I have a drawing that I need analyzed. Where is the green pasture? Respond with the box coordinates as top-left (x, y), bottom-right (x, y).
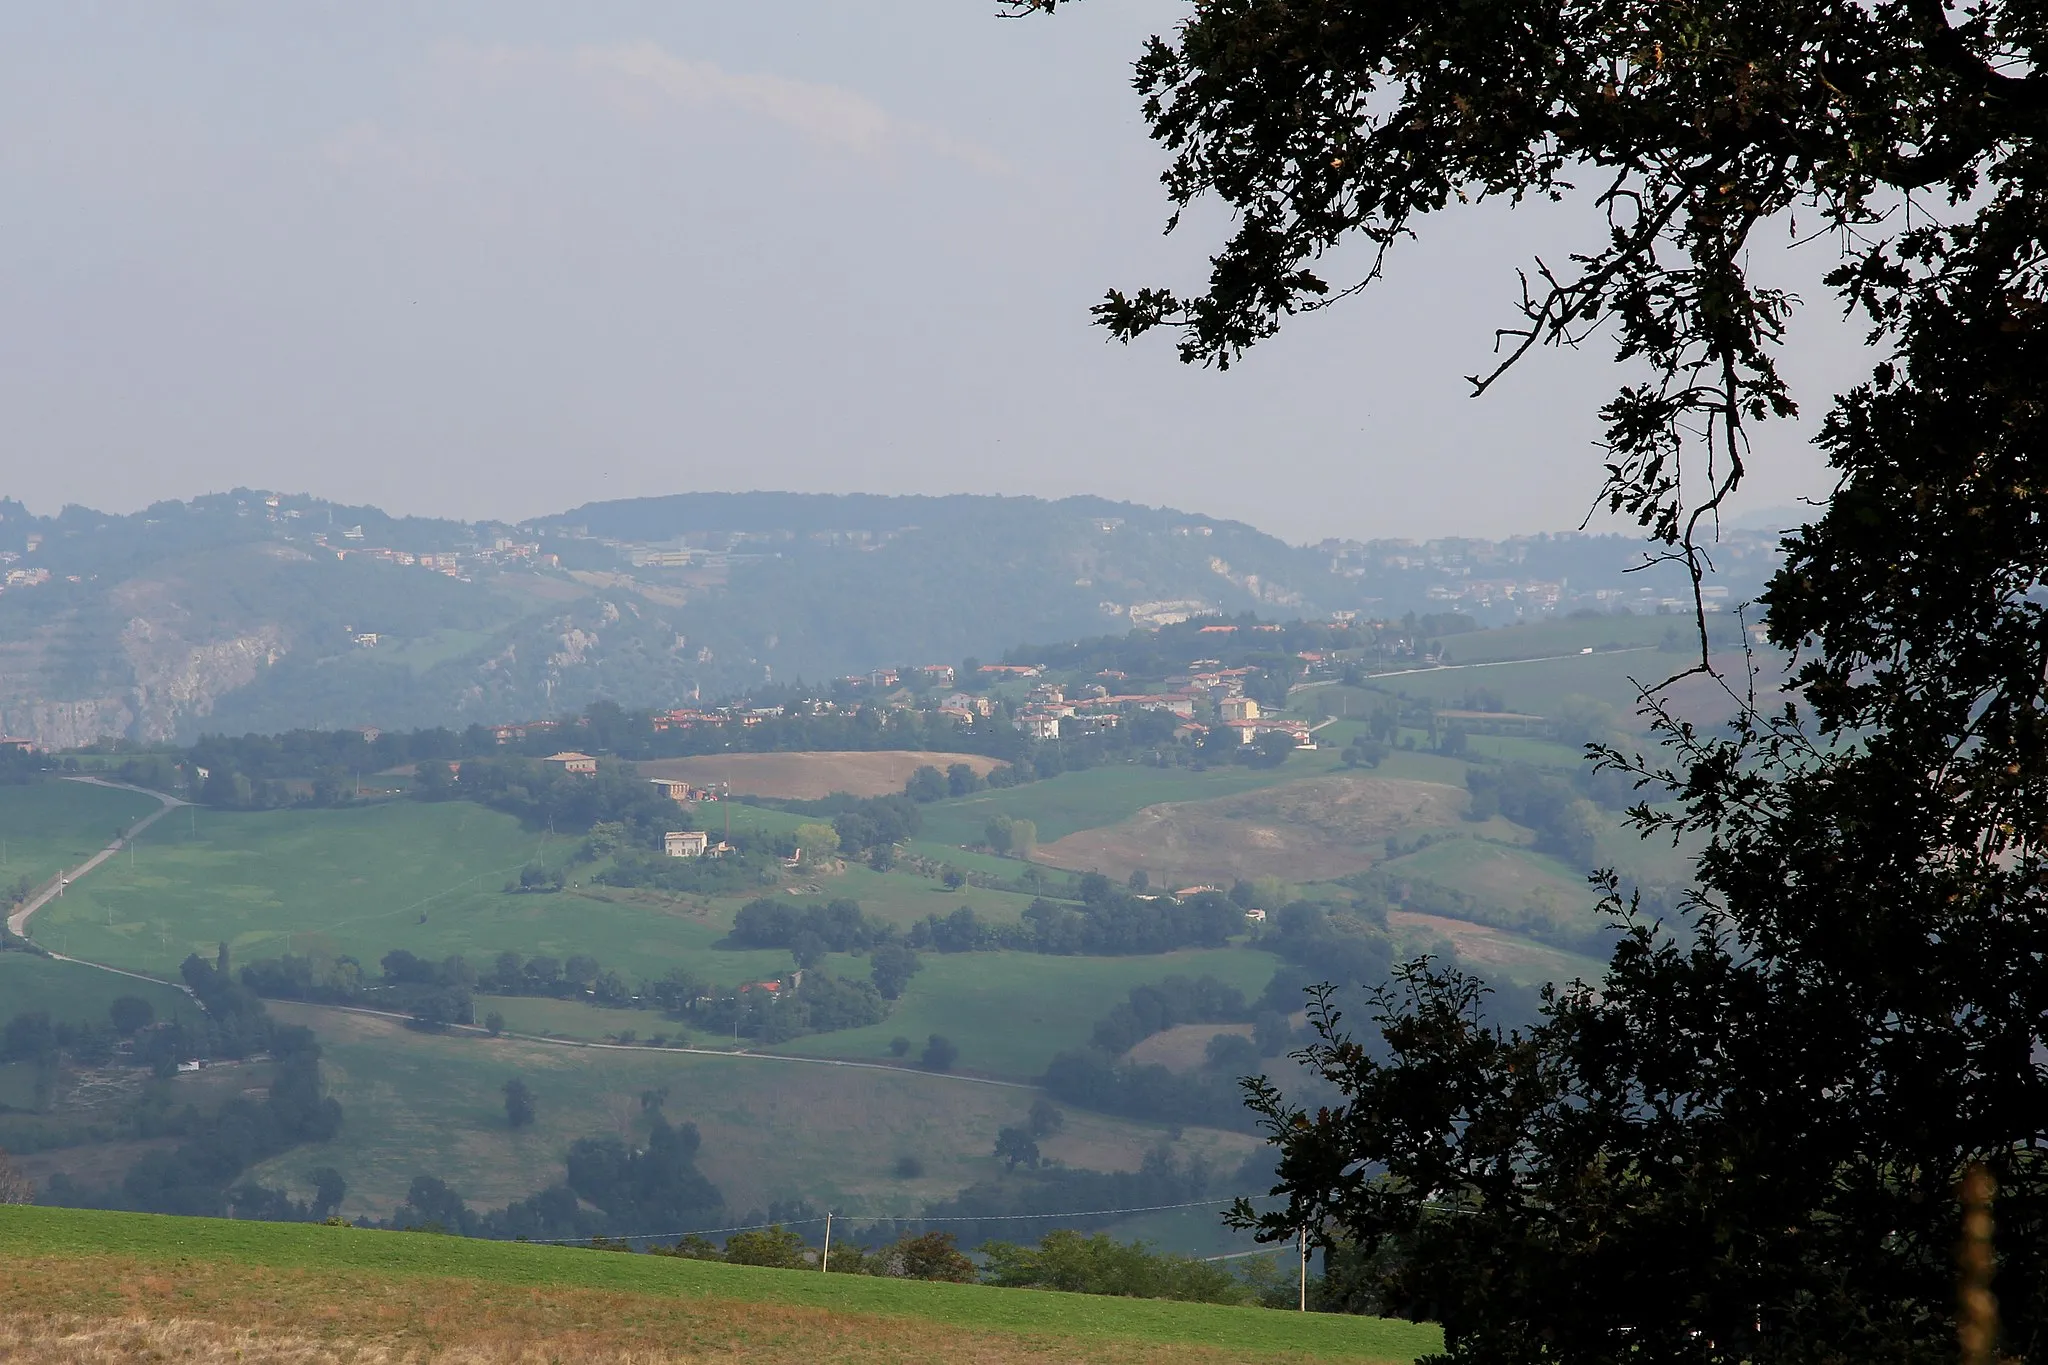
top-left (475, 944), bottom-right (1282, 1080)
top-left (0, 779), bottom-right (163, 895)
top-left (1424, 614), bottom-right (1680, 665)
top-left (1380, 653), bottom-right (1666, 722)
top-left (251, 1002), bottom-right (1252, 1224)
top-left (480, 993), bottom-right (655, 1040)
top-left (1381, 838), bottom-right (1594, 918)
top-left (1305, 656), bottom-right (1653, 729)
top-left (919, 757), bottom-right (1352, 848)
top-left (711, 801), bottom-right (810, 839)
top-left (793, 864), bottom-right (1046, 928)
top-left (0, 1206), bottom-right (1441, 1362)
top-left (27, 801), bottom-right (797, 983)
top-left (1458, 733), bottom-right (1593, 765)
top-left (770, 946), bottom-right (1282, 1078)
top-left (905, 841), bottom-right (1033, 882)
top-left (0, 953), bottom-right (190, 1031)
top-left (374, 628), bottom-right (497, 675)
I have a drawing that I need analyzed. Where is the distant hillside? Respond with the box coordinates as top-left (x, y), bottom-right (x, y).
top-left (0, 488), bottom-right (1774, 747)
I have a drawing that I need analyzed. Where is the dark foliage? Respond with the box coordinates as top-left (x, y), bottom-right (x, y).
top-left (905, 886), bottom-right (1242, 957)
top-left (728, 898), bottom-right (885, 953)
top-left (503, 1077), bottom-right (536, 1129)
top-left (1463, 764), bottom-right (1601, 866)
top-left (1088, 975), bottom-right (1249, 1054)
top-left (919, 1034), bottom-right (958, 1072)
top-left (1030, 0), bottom-right (2048, 1354)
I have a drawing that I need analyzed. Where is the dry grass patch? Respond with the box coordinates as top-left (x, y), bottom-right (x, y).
top-left (1387, 911), bottom-right (1602, 985)
top-left (2, 1256), bottom-right (1287, 1365)
top-left (1123, 1023), bottom-right (1256, 1073)
top-left (635, 752), bottom-right (1003, 800)
top-left (1035, 775), bottom-right (1467, 884)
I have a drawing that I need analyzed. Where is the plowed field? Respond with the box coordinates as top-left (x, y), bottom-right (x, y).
top-left (1033, 774), bottom-right (1468, 884)
top-left (636, 751), bottom-right (1004, 800)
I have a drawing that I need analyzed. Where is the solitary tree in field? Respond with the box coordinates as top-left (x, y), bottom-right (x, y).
top-left (1021, 0), bottom-right (2048, 1359)
top-left (502, 1077), bottom-right (536, 1130)
top-left (994, 1125), bottom-right (1042, 1171)
top-left (1027, 1097), bottom-right (1065, 1138)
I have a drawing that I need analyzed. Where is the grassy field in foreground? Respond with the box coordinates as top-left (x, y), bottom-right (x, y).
top-left (0, 1206), bottom-right (1441, 1363)
top-left (0, 778), bottom-right (163, 895)
top-left (250, 1001), bottom-right (1257, 1222)
top-left (0, 952), bottom-right (192, 1031)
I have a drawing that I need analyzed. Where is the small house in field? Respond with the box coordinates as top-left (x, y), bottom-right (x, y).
top-left (543, 751), bottom-right (598, 776)
top-left (664, 830), bottom-right (710, 858)
top-left (1243, 908), bottom-right (1268, 923)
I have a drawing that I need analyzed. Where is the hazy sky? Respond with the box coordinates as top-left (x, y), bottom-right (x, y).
top-left (1, 3), bottom-right (1859, 542)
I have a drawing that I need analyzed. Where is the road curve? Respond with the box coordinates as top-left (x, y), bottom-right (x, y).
top-left (7, 777), bottom-right (186, 938)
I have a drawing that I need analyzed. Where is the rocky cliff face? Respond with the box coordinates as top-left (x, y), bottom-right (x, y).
top-left (0, 618), bottom-right (289, 748)
top-left (0, 490), bottom-right (1401, 745)
top-left (122, 623), bottom-right (290, 742)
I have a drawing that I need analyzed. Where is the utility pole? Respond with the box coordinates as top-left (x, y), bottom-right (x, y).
top-left (821, 1212), bottom-right (833, 1273)
top-left (1299, 1227), bottom-right (1308, 1312)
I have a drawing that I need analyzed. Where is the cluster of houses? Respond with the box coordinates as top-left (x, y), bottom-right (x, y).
top-left (0, 542), bottom-right (71, 597)
top-left (309, 531), bottom-right (555, 581)
top-left (0, 560), bottom-right (50, 592)
top-left (1009, 665), bottom-right (1316, 749)
top-left (535, 756), bottom-right (734, 862)
top-left (469, 634), bottom-right (1337, 782)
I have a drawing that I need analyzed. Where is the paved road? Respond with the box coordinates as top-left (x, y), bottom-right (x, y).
top-left (7, 777), bottom-right (186, 938)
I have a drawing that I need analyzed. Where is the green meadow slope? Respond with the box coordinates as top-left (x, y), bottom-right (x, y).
top-left (0, 779), bottom-right (162, 895)
top-left (251, 1000), bottom-right (1259, 1222)
top-left (0, 1205), bottom-right (1442, 1364)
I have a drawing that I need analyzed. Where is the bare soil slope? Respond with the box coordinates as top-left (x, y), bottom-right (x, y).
top-left (1388, 910), bottom-right (1604, 986)
top-left (1035, 774), bottom-right (1467, 884)
top-left (636, 751), bottom-right (1004, 800)
top-left (1123, 1022), bottom-right (1255, 1073)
